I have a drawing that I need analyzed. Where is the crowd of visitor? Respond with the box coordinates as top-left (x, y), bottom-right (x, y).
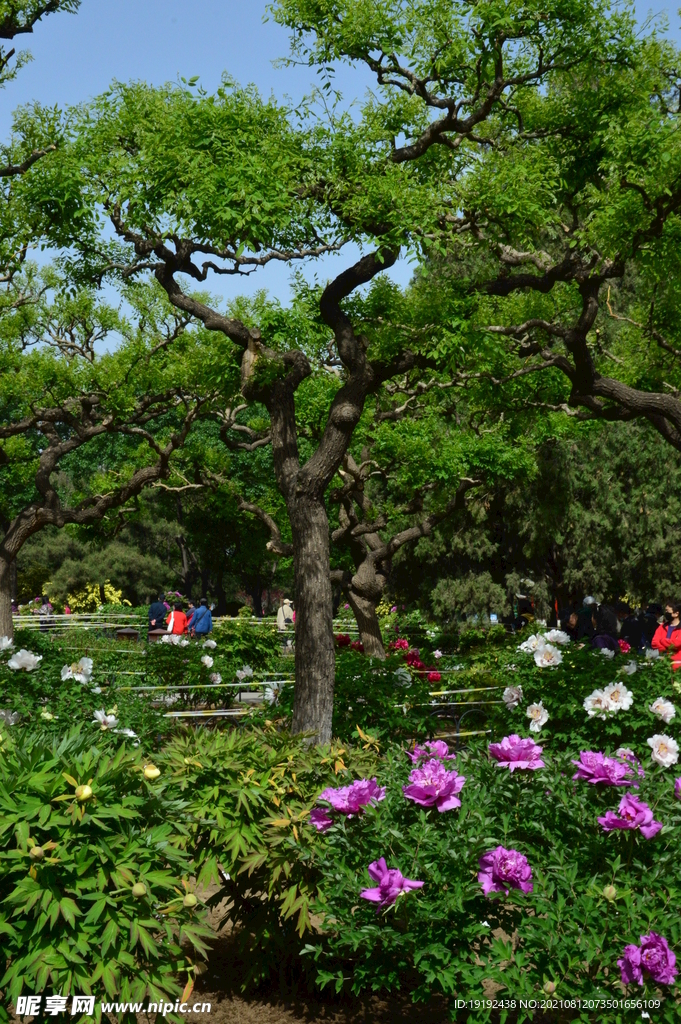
top-left (547, 598), bottom-right (681, 661)
top-left (147, 595), bottom-right (213, 637)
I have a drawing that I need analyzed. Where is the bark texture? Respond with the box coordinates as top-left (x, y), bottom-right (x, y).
top-left (0, 557), bottom-right (12, 639)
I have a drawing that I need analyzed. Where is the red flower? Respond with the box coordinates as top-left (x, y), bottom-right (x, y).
top-left (389, 638), bottom-right (409, 651)
top-left (335, 633), bottom-right (352, 647)
top-left (427, 671), bottom-right (441, 683)
top-left (351, 640), bottom-right (365, 653)
top-left (618, 639), bottom-right (631, 654)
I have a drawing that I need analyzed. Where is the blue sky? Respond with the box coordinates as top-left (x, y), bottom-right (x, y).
top-left (1, 1), bottom-right (677, 306)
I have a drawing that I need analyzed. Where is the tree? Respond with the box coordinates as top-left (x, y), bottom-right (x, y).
top-left (29, 1), bottom-right (637, 742)
top-left (329, 449), bottom-right (479, 656)
top-left (0, 278), bottom-right (219, 636)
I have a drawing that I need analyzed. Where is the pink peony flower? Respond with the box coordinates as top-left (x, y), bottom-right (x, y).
top-left (403, 759), bottom-right (466, 812)
top-left (572, 750), bottom-right (636, 786)
top-left (618, 638), bottom-right (632, 654)
top-left (360, 857), bottom-right (423, 907)
top-left (309, 807), bottom-right (334, 832)
top-left (390, 605), bottom-right (397, 613)
top-left (478, 846), bottom-right (533, 896)
top-left (675, 777), bottom-right (681, 800)
top-left (598, 793), bottom-right (663, 839)
top-left (390, 638), bottom-right (409, 651)
top-left (427, 671), bottom-right (441, 683)
top-left (407, 739), bottom-right (457, 763)
top-left (317, 777), bottom-right (386, 818)
top-left (619, 932), bottom-right (677, 986)
top-left (488, 734), bottom-right (545, 772)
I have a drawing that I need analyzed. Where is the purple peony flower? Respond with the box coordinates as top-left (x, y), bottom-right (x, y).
top-left (615, 747), bottom-right (645, 779)
top-left (598, 793), bottom-right (663, 839)
top-left (674, 777), bottom-right (681, 800)
top-left (407, 739), bottom-right (457, 763)
top-left (360, 857), bottom-right (424, 907)
top-left (309, 807), bottom-right (334, 832)
top-left (403, 758), bottom-right (466, 812)
top-left (572, 750), bottom-right (636, 786)
top-left (317, 777), bottom-right (386, 816)
top-left (488, 734), bottom-right (545, 772)
top-left (619, 932), bottom-right (677, 986)
top-left (478, 846), bottom-right (533, 896)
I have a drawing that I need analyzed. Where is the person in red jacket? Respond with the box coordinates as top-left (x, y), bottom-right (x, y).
top-left (652, 603), bottom-right (681, 670)
top-left (166, 603), bottom-right (188, 635)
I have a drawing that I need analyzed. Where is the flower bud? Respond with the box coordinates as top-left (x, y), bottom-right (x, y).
top-left (602, 884), bottom-right (617, 902)
top-left (131, 882), bottom-right (147, 898)
top-left (74, 784), bottom-right (93, 802)
top-left (29, 846), bottom-right (44, 860)
top-left (542, 981), bottom-right (556, 995)
top-left (183, 893), bottom-right (198, 908)
top-left (143, 764), bottom-right (161, 780)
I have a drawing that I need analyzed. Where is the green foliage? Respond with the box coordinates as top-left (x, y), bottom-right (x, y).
top-left (432, 572), bottom-right (510, 624)
top-left (291, 639), bottom-right (681, 1019)
top-left (0, 727), bottom-right (212, 1023)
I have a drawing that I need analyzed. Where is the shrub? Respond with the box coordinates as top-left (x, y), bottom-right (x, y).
top-left (158, 725), bottom-right (378, 987)
top-left (0, 728), bottom-right (212, 1023)
top-left (303, 739), bottom-right (681, 1022)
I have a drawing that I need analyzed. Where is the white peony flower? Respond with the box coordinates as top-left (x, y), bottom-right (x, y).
top-left (209, 672), bottom-right (222, 684)
top-left (544, 629), bottom-right (571, 645)
top-left (201, 655), bottom-right (214, 668)
top-left (647, 734), bottom-right (679, 767)
top-left (646, 648), bottom-right (660, 661)
top-left (7, 649), bottom-right (42, 672)
top-left (180, 638), bottom-right (190, 647)
top-left (91, 686), bottom-right (102, 695)
top-left (534, 643), bottom-right (562, 668)
top-left (0, 636), bottom-right (14, 651)
top-left (602, 682), bottom-right (634, 712)
top-left (433, 649), bottom-right (443, 659)
top-left (0, 709), bottom-right (20, 726)
top-left (236, 664), bottom-right (254, 682)
top-left (61, 657), bottom-right (93, 684)
top-left (203, 639), bottom-right (217, 649)
top-left (622, 660), bottom-right (637, 676)
top-left (518, 633), bottom-right (545, 653)
top-left (599, 648), bottom-right (615, 660)
top-left (93, 709), bottom-right (118, 731)
top-left (264, 682), bottom-right (284, 705)
top-left (503, 685), bottom-right (523, 709)
top-left (583, 689), bottom-right (610, 719)
top-left (526, 701), bottom-right (549, 732)
top-left (616, 747), bottom-right (637, 761)
top-left (650, 697), bottom-right (676, 725)
top-left (160, 634), bottom-right (177, 645)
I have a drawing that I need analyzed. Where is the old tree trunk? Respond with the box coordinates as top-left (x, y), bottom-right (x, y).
top-left (0, 556), bottom-right (12, 639)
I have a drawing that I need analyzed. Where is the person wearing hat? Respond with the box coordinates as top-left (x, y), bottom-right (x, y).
top-left (277, 599), bottom-right (294, 631)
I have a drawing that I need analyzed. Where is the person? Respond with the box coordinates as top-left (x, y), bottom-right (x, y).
top-left (652, 603), bottom-right (681, 669)
top-left (188, 598), bottom-right (213, 637)
top-left (511, 596), bottom-right (534, 631)
top-left (148, 594), bottom-right (167, 633)
top-left (618, 604), bottom-right (646, 651)
top-left (642, 603), bottom-right (663, 646)
top-left (166, 602), bottom-right (188, 635)
top-left (39, 595), bottom-right (55, 632)
top-left (559, 607), bottom-right (579, 640)
top-left (277, 598), bottom-right (294, 631)
top-left (591, 604), bottom-right (619, 652)
top-left (576, 597), bottom-right (598, 640)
